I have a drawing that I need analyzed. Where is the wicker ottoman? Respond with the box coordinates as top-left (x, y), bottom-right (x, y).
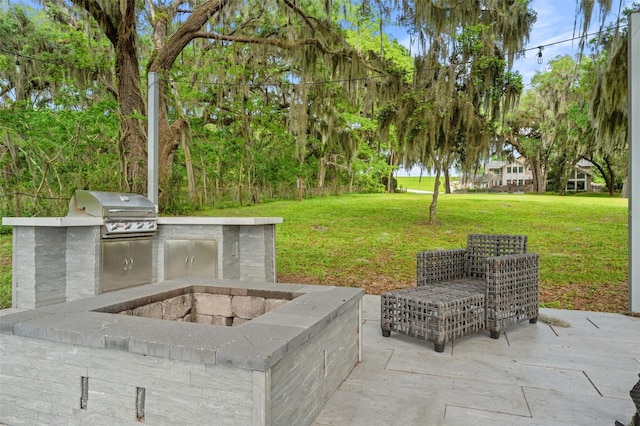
top-left (381, 280), bottom-right (486, 352)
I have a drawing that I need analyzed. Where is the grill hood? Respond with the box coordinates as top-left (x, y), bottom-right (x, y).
top-left (68, 190), bottom-right (157, 219)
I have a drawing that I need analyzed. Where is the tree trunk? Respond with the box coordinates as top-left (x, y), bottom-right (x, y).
top-left (116, 0), bottom-right (147, 193)
top-left (387, 150), bottom-right (397, 193)
top-left (444, 169), bottom-right (451, 194)
top-left (200, 154), bottom-right (208, 204)
top-left (531, 157), bottom-right (545, 194)
top-left (585, 155), bottom-right (616, 196)
top-left (146, 0), bottom-right (230, 198)
top-left (429, 165), bottom-right (441, 225)
top-left (181, 127), bottom-right (196, 200)
top-left (317, 156), bottom-right (327, 188)
top-left (237, 161), bottom-right (243, 205)
top-left (157, 118), bottom-right (188, 206)
top-left (216, 154), bottom-right (222, 192)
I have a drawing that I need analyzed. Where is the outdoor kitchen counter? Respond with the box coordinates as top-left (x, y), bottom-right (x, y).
top-left (2, 216), bottom-right (283, 226)
top-left (3, 215), bottom-right (284, 309)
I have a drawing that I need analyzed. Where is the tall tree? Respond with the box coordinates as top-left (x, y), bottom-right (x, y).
top-left (528, 55), bottom-right (590, 195)
top-left (46, 0), bottom-right (392, 206)
top-left (503, 90), bottom-right (554, 194)
top-left (587, 6), bottom-right (639, 196)
top-left (575, 1), bottom-right (640, 197)
top-left (379, 3), bottom-right (535, 223)
top-left (515, 1), bottom-right (637, 197)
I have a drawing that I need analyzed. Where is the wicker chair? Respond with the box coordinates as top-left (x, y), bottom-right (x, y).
top-left (381, 234), bottom-right (539, 352)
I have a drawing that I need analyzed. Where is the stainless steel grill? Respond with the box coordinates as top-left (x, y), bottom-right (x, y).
top-left (68, 190), bottom-right (157, 238)
top-left (67, 189), bottom-right (157, 292)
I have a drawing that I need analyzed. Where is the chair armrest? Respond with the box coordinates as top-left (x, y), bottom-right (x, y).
top-left (417, 249), bottom-right (467, 286)
top-left (486, 252), bottom-right (539, 283)
top-left (485, 252), bottom-right (539, 308)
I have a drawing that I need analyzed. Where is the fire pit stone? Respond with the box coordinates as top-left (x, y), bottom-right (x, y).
top-left (0, 279), bottom-right (363, 425)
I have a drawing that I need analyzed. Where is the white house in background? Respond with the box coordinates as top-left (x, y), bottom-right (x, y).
top-left (482, 157), bottom-right (533, 188)
top-left (470, 157), bottom-right (596, 192)
top-left (549, 158), bottom-right (595, 192)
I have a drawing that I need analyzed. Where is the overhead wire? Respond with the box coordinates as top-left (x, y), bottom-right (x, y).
top-left (0, 22), bottom-right (629, 90)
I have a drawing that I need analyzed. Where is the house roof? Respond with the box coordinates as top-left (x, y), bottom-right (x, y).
top-left (577, 159), bottom-right (595, 168)
top-left (575, 165), bottom-right (595, 176)
top-left (485, 161), bottom-right (506, 169)
top-left (486, 157), bottom-right (527, 169)
top-left (474, 174), bottom-right (494, 184)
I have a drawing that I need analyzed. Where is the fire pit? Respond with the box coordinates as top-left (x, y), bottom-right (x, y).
top-left (0, 279), bottom-right (363, 425)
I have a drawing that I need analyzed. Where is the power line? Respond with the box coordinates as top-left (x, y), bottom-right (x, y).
top-left (0, 22), bottom-right (629, 90)
top-left (521, 27), bottom-right (616, 54)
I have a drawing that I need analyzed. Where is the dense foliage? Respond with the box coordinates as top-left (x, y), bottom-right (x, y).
top-left (0, 1), bottom-right (635, 218)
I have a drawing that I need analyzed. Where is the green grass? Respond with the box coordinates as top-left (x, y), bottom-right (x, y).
top-left (0, 234), bottom-right (11, 309)
top-left (0, 192), bottom-right (629, 312)
top-left (200, 192), bottom-right (628, 312)
top-left (396, 176), bottom-right (440, 191)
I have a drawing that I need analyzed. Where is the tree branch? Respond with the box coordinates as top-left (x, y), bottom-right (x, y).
top-left (192, 31), bottom-right (345, 54)
top-left (70, 0), bottom-right (118, 47)
top-left (149, 0), bottom-right (228, 72)
top-left (280, 0), bottom-right (318, 32)
top-left (191, 31), bottom-right (385, 74)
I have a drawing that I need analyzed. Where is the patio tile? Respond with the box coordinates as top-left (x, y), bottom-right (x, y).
top-left (443, 405), bottom-right (537, 426)
top-left (313, 296), bottom-right (640, 426)
top-left (523, 386), bottom-right (636, 425)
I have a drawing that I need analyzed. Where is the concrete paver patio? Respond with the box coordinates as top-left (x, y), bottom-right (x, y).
top-left (313, 295), bottom-right (640, 426)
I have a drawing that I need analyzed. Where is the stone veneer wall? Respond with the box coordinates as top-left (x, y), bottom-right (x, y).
top-left (0, 333), bottom-right (259, 425)
top-left (5, 217), bottom-right (281, 309)
top-left (155, 223), bottom-right (277, 283)
top-left (11, 227), bottom-right (69, 308)
top-left (119, 293), bottom-right (289, 326)
top-left (0, 281), bottom-right (363, 426)
top-left (270, 302), bottom-right (359, 424)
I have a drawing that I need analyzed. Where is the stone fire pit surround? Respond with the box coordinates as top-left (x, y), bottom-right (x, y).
top-left (116, 289), bottom-right (290, 326)
top-left (0, 279), bottom-right (363, 425)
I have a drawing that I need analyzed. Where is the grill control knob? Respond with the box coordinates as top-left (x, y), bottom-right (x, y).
top-left (109, 223), bottom-right (119, 231)
top-left (136, 222), bottom-right (144, 229)
top-left (124, 223), bottom-right (132, 230)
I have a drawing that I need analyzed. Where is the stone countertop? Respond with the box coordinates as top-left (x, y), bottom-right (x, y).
top-left (2, 216), bottom-right (283, 227)
top-left (2, 216), bottom-right (104, 227)
top-left (157, 217), bottom-right (283, 225)
top-left (0, 279), bottom-right (362, 371)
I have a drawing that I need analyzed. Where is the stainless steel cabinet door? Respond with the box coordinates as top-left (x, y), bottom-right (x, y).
top-left (128, 238), bottom-right (153, 285)
top-left (165, 239), bottom-right (218, 280)
top-left (164, 239), bottom-right (190, 280)
top-left (190, 239), bottom-right (218, 278)
top-left (101, 237), bottom-right (152, 292)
